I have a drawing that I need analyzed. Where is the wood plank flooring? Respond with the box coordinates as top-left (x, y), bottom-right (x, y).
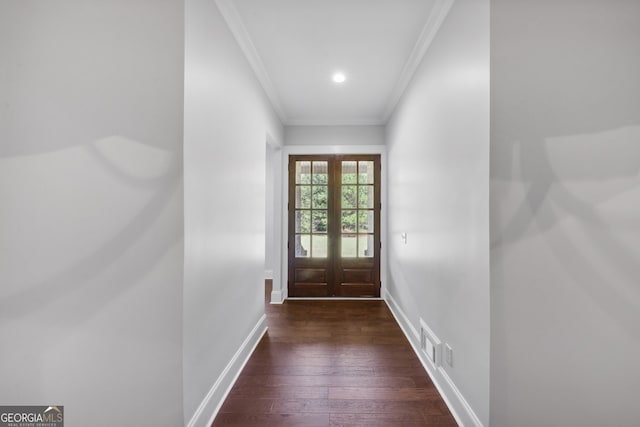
top-left (211, 281), bottom-right (457, 426)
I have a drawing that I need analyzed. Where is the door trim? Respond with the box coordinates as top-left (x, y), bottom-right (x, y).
top-left (276, 145), bottom-right (387, 302)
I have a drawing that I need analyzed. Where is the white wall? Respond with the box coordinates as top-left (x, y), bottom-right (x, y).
top-left (285, 125), bottom-right (385, 146)
top-left (183, 0), bottom-right (283, 424)
top-left (265, 145), bottom-right (275, 278)
top-left (265, 139), bottom-right (283, 282)
top-left (0, 1), bottom-right (184, 426)
top-left (490, 1), bottom-right (640, 426)
top-left (386, 0), bottom-right (490, 425)
top-left (266, 142), bottom-right (284, 303)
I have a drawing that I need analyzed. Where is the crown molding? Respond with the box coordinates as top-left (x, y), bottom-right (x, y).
top-left (284, 117), bottom-right (385, 127)
top-left (214, 0), bottom-right (287, 122)
top-left (215, 0), bottom-right (454, 127)
top-left (381, 0), bottom-right (456, 123)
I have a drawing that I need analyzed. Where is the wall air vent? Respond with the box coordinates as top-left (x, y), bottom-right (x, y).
top-left (419, 318), bottom-right (442, 368)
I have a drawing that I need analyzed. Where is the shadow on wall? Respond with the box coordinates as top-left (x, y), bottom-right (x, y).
top-left (491, 127), bottom-right (640, 337)
top-left (0, 137), bottom-right (182, 324)
top-left (0, 134), bottom-right (183, 408)
top-left (490, 1), bottom-right (640, 338)
top-left (387, 253), bottom-right (417, 327)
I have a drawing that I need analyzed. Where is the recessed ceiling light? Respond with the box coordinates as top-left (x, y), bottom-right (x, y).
top-left (332, 72), bottom-right (346, 84)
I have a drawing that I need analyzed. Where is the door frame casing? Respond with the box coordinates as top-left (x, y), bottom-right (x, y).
top-left (272, 144), bottom-right (387, 302)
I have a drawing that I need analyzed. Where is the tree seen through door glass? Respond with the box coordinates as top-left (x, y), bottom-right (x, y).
top-left (295, 161), bottom-right (311, 184)
top-left (342, 210), bottom-right (357, 233)
top-left (295, 235), bottom-right (309, 258)
top-left (358, 161), bottom-right (375, 184)
top-left (341, 186), bottom-right (357, 208)
top-left (312, 211), bottom-right (327, 233)
top-left (312, 161), bottom-right (328, 184)
top-left (342, 161), bottom-right (357, 183)
top-left (296, 186), bottom-right (311, 208)
top-left (358, 186), bottom-right (374, 209)
top-left (295, 210), bottom-right (310, 233)
top-left (341, 161), bottom-right (375, 258)
top-left (312, 186), bottom-right (327, 209)
top-left (358, 211), bottom-right (374, 233)
top-left (295, 160), bottom-right (329, 258)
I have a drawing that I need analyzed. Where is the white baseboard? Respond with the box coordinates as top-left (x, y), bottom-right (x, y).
top-left (384, 290), bottom-right (484, 427)
top-left (186, 315), bottom-right (268, 427)
top-left (264, 270), bottom-right (274, 279)
top-left (287, 297), bottom-right (383, 301)
top-left (270, 289), bottom-right (284, 304)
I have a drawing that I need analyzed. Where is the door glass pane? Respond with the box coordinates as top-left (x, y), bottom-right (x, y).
top-left (312, 211), bottom-right (328, 233)
top-left (342, 161), bottom-right (357, 184)
top-left (358, 211), bottom-right (374, 233)
top-left (342, 186), bottom-right (357, 208)
top-left (296, 161), bottom-right (311, 184)
top-left (312, 186), bottom-right (328, 209)
top-left (311, 235), bottom-right (328, 258)
top-left (312, 161), bottom-right (328, 184)
top-left (295, 234), bottom-right (310, 258)
top-left (358, 186), bottom-right (374, 209)
top-left (341, 210), bottom-right (356, 233)
top-left (359, 234), bottom-right (374, 258)
top-left (295, 211), bottom-right (310, 233)
top-left (296, 186), bottom-right (311, 208)
top-left (358, 161), bottom-right (375, 184)
top-left (341, 234), bottom-right (357, 257)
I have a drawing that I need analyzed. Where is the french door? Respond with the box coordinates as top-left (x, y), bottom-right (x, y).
top-left (288, 155), bottom-right (381, 297)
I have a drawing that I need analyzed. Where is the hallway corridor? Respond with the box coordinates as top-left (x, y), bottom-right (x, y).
top-left (211, 282), bottom-right (457, 426)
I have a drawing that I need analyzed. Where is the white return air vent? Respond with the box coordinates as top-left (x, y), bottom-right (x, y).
top-left (419, 318), bottom-right (442, 368)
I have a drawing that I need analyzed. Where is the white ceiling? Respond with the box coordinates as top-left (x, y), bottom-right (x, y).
top-left (219, 0), bottom-right (452, 126)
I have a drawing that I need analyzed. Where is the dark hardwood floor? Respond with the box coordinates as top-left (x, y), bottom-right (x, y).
top-left (211, 280), bottom-right (457, 426)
